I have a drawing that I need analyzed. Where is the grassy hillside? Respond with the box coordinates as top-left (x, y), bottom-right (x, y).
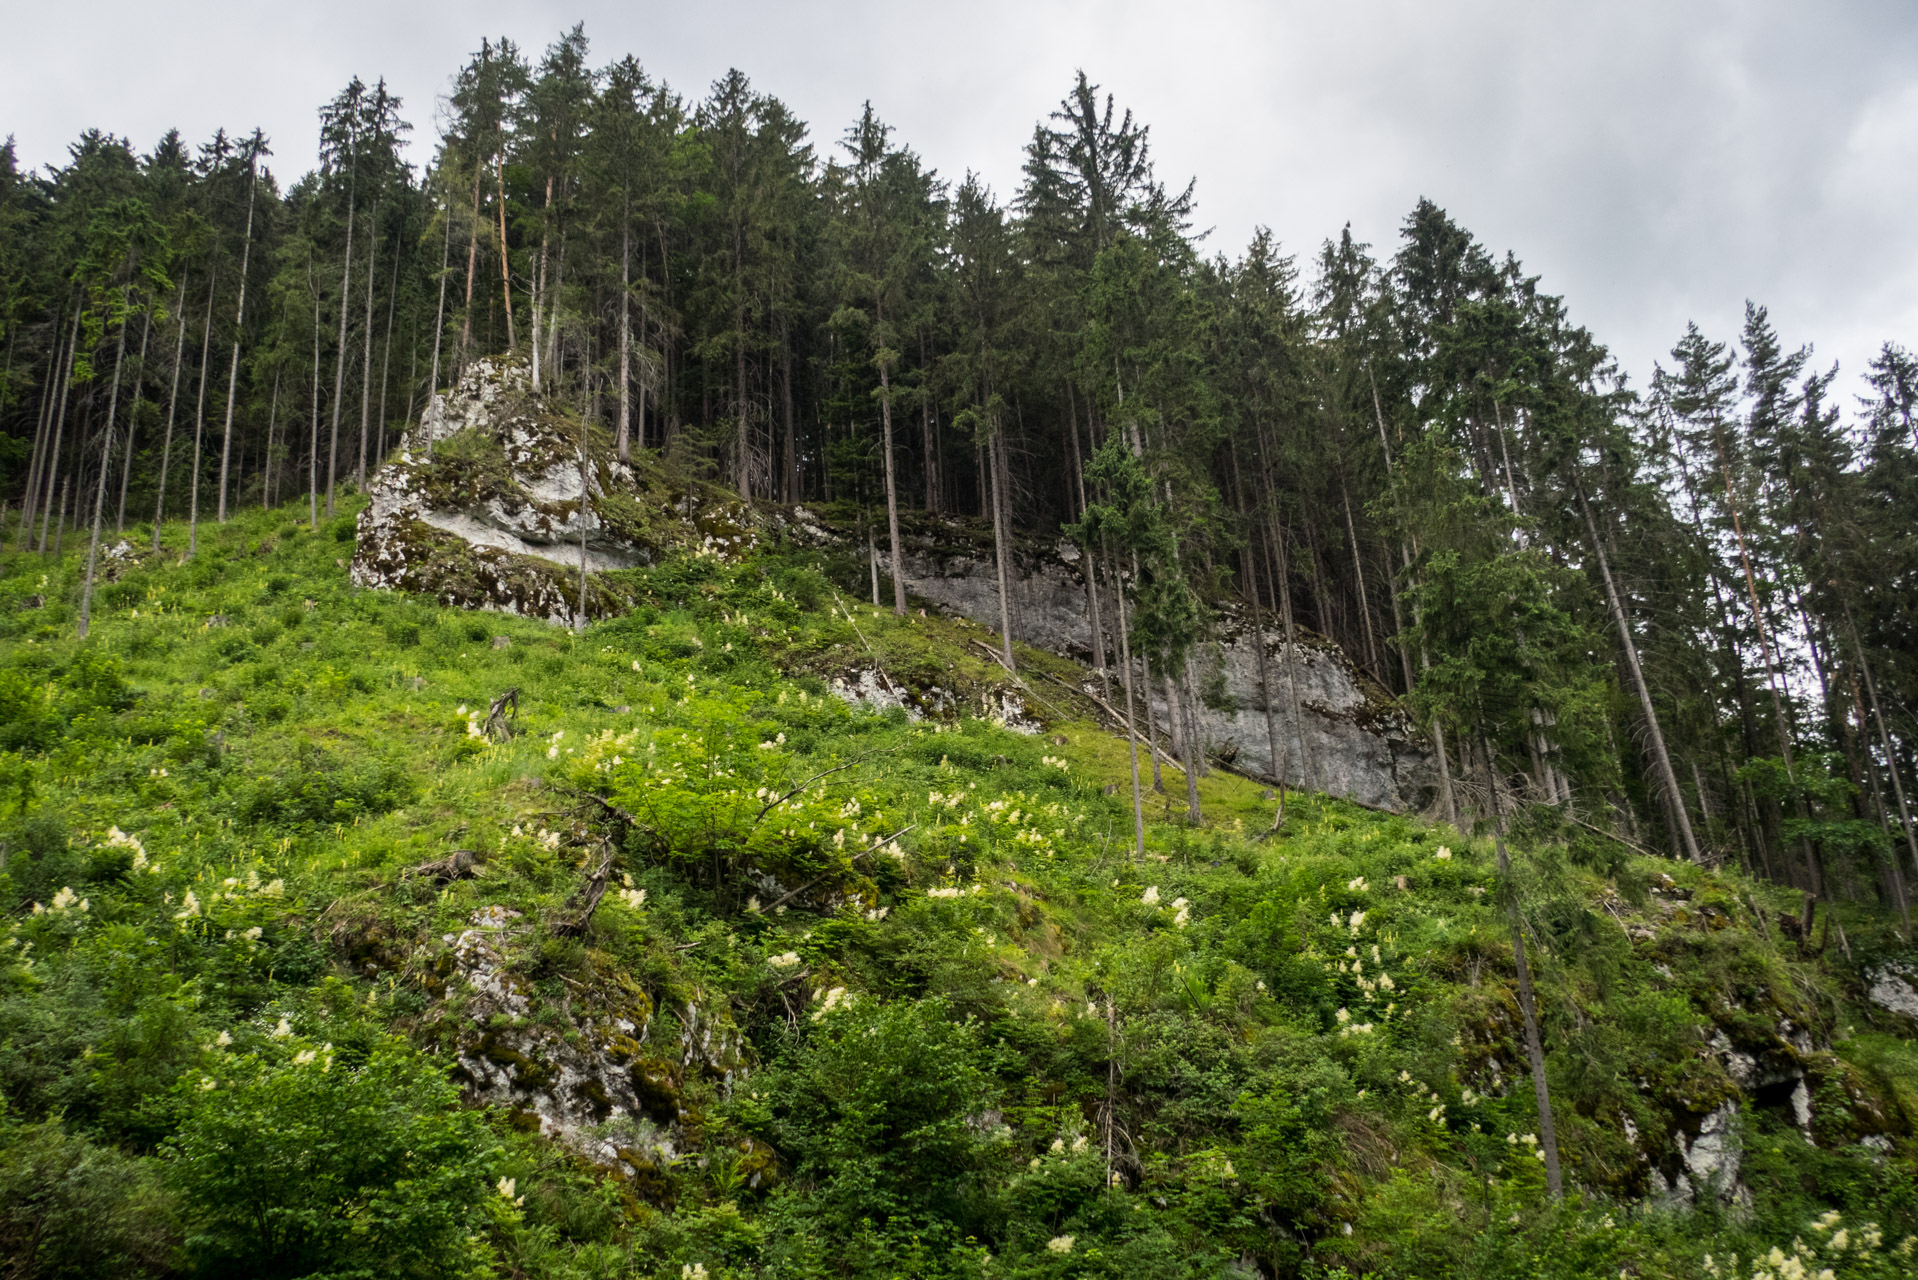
top-left (0, 502), bottom-right (1914, 1280)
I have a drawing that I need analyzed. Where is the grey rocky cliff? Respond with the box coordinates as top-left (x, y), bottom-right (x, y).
top-left (895, 527), bottom-right (1437, 813)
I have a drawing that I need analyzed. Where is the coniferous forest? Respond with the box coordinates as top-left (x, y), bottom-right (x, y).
top-left (2, 26), bottom-right (1918, 1280)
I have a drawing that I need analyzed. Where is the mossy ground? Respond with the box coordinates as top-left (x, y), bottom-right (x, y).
top-left (0, 500), bottom-right (1914, 1279)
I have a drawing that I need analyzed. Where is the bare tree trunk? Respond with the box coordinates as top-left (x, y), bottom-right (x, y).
top-left (40, 311), bottom-right (82, 552)
top-left (15, 304), bottom-right (69, 550)
top-left (356, 206), bottom-right (381, 486)
top-left (216, 147), bottom-right (260, 523)
top-left (495, 129), bottom-right (516, 349)
top-left (734, 300), bottom-right (750, 500)
top-left (426, 183), bottom-right (452, 452)
top-left (327, 184), bottom-right (357, 518)
top-left (1107, 544), bottom-right (1147, 859)
top-left (988, 418), bottom-right (1015, 670)
top-left (459, 158), bottom-right (482, 356)
top-left (187, 269), bottom-right (219, 558)
top-left (876, 326), bottom-right (907, 617)
top-left (376, 224), bottom-right (401, 465)
top-left (1480, 735), bottom-right (1564, 1199)
top-left (1578, 483), bottom-right (1702, 861)
top-left (308, 266), bottom-right (322, 526)
top-left (1264, 519), bottom-right (1311, 790)
top-left (921, 330), bottom-right (939, 512)
top-left (616, 216), bottom-right (631, 462)
top-left (781, 321), bottom-right (797, 499)
top-left (51, 477), bottom-right (68, 558)
top-left (1339, 466), bottom-right (1382, 678)
top-left (79, 297), bottom-right (131, 639)
top-left (149, 276), bottom-right (188, 549)
top-left (1070, 398), bottom-right (1107, 689)
top-left (262, 369), bottom-right (282, 509)
top-left (1175, 668), bottom-right (1202, 822)
top-left (116, 307), bottom-right (152, 533)
top-left (532, 174), bottom-right (553, 389)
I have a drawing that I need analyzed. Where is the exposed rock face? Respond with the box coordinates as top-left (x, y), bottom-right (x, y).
top-left (1868, 963), bottom-right (1918, 1019)
top-left (897, 532), bottom-right (1436, 812)
top-left (352, 357), bottom-right (754, 625)
top-left (440, 903), bottom-right (744, 1188)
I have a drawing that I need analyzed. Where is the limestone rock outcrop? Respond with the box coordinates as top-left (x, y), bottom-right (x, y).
top-left (896, 530), bottom-right (1437, 813)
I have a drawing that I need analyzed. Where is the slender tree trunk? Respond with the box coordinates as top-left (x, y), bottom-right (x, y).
top-left (922, 331), bottom-right (939, 511)
top-left (39, 310), bottom-right (83, 553)
top-left (781, 321), bottom-right (797, 500)
top-left (988, 417), bottom-right (1016, 670)
top-left (15, 304), bottom-right (67, 550)
top-left (1070, 395), bottom-right (1108, 687)
top-left (1174, 669), bottom-right (1203, 821)
top-left (52, 477), bottom-right (68, 558)
top-left (309, 269), bottom-right (322, 526)
top-left (426, 183), bottom-right (452, 452)
top-left (376, 222), bottom-right (401, 465)
top-left (1578, 483), bottom-right (1702, 862)
top-left (187, 268), bottom-right (218, 558)
top-left (116, 308), bottom-right (153, 533)
top-left (327, 184), bottom-right (357, 519)
top-left (356, 205), bottom-right (381, 485)
top-left (495, 130), bottom-right (516, 349)
top-left (1266, 519), bottom-right (1312, 790)
top-left (877, 338), bottom-right (907, 617)
top-left (1107, 544), bottom-right (1147, 859)
top-left (150, 276), bottom-right (188, 550)
top-left (735, 300), bottom-right (750, 499)
top-left (532, 174), bottom-right (553, 389)
top-left (79, 298), bottom-right (132, 639)
top-left (616, 216), bottom-right (631, 462)
top-left (460, 158), bottom-right (482, 355)
top-left (1480, 735), bottom-right (1564, 1198)
top-left (216, 148), bottom-right (260, 523)
top-left (1242, 511), bottom-right (1285, 785)
top-left (262, 369), bottom-right (282, 509)
top-left (577, 444), bottom-right (591, 629)
top-left (1339, 466), bottom-right (1382, 678)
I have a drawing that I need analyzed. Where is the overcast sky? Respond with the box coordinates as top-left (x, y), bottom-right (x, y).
top-left (8, 0), bottom-right (1915, 393)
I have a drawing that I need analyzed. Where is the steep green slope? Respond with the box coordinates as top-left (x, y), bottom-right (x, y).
top-left (0, 504), bottom-right (1913, 1280)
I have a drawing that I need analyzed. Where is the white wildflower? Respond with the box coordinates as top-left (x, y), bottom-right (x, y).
top-left (1434, 846), bottom-right (1452, 860)
top-left (1142, 885), bottom-right (1160, 905)
top-left (1046, 1235), bottom-right (1075, 1255)
top-left (768, 952), bottom-right (801, 968)
top-left (174, 890), bottom-right (202, 920)
top-left (271, 1017), bottom-right (292, 1039)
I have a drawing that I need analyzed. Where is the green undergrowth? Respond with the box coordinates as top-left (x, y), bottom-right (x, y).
top-left (0, 501), bottom-right (1914, 1279)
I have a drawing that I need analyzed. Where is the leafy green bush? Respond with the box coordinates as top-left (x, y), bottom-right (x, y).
top-left (746, 997), bottom-right (1003, 1240)
top-left (0, 1119), bottom-right (180, 1278)
top-left (168, 1040), bottom-right (496, 1279)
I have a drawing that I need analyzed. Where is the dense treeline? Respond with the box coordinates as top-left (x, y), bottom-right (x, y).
top-left (4, 26), bottom-right (1917, 915)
